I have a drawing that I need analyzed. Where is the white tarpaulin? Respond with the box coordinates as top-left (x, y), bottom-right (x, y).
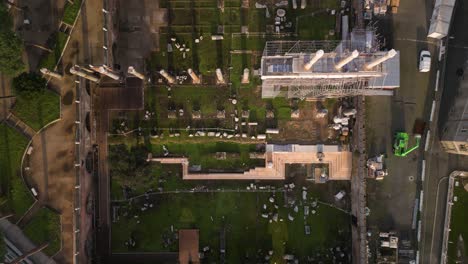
top-left (428, 0), bottom-right (456, 39)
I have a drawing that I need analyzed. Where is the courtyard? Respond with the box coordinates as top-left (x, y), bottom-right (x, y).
top-left (105, 0), bottom-right (351, 262)
top-left (111, 183), bottom-right (351, 263)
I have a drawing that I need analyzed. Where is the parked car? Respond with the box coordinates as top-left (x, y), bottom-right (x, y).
top-left (419, 50), bottom-right (431, 72)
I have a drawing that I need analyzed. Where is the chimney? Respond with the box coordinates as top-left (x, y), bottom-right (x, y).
top-left (304, 50), bottom-right (325, 71)
top-left (127, 66), bottom-right (145, 80)
top-left (159, 69), bottom-right (176, 84)
top-left (241, 68), bottom-right (250, 84)
top-left (334, 50), bottom-right (359, 70)
top-left (70, 66), bottom-right (100, 83)
top-left (40, 68), bottom-right (63, 80)
top-left (216, 68), bottom-right (225, 84)
top-left (364, 49), bottom-right (397, 70)
top-left (187, 68), bottom-right (201, 84)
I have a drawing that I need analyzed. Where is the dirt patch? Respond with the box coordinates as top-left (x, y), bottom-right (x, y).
top-left (65, 123), bottom-right (74, 134)
top-left (56, 150), bottom-right (68, 158)
top-left (270, 101), bottom-right (330, 144)
top-left (62, 162), bottom-right (72, 173)
top-left (63, 91), bottom-right (74, 106)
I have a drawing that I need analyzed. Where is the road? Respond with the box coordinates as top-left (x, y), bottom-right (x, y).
top-left (420, 1), bottom-right (468, 263)
top-left (364, 0), bottom-right (438, 262)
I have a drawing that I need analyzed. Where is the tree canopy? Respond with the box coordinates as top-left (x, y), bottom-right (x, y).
top-left (12, 72), bottom-right (47, 98)
top-left (109, 144), bottom-right (152, 189)
top-left (0, 3), bottom-right (25, 76)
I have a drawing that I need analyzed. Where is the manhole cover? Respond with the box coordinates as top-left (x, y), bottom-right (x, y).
top-left (409, 176), bottom-right (415, 181)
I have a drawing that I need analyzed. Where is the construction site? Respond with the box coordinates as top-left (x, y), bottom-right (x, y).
top-left (60, 0), bottom-right (405, 263)
top-left (260, 30), bottom-right (400, 99)
top-left (0, 0), bottom-right (413, 263)
top-left (0, 0), bottom-right (458, 264)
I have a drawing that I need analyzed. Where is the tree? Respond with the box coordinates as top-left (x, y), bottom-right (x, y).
top-left (12, 72), bottom-right (47, 98)
top-left (109, 144), bottom-right (152, 189)
top-left (0, 3), bottom-right (24, 76)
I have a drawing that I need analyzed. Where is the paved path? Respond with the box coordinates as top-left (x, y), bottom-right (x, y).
top-left (351, 96), bottom-right (367, 264)
top-left (0, 74), bottom-right (14, 121)
top-left (5, 112), bottom-right (36, 139)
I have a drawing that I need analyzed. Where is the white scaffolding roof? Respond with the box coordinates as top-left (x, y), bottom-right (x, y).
top-left (260, 30), bottom-right (400, 99)
top-left (428, 0), bottom-right (456, 39)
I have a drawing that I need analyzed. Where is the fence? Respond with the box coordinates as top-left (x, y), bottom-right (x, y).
top-left (73, 78), bottom-right (82, 264)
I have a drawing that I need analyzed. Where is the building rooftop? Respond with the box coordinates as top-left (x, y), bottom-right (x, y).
top-left (260, 30), bottom-right (400, 98)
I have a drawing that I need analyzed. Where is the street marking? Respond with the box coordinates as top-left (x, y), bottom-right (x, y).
top-left (430, 100), bottom-right (436, 122)
top-left (395, 38), bottom-right (438, 45)
top-left (425, 130), bottom-right (431, 152)
top-left (412, 198), bottom-right (419, 229)
top-left (418, 220), bottom-right (422, 241)
top-left (435, 70), bottom-right (440, 92)
top-left (419, 191), bottom-right (424, 212)
top-left (439, 40), bottom-right (445, 62)
top-left (421, 160), bottom-right (426, 182)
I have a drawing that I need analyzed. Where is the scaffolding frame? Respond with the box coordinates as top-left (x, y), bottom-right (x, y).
top-left (260, 30), bottom-right (397, 99)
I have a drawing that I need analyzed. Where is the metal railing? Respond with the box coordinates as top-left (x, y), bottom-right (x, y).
top-left (103, 0), bottom-right (110, 66)
top-left (73, 78), bottom-right (82, 264)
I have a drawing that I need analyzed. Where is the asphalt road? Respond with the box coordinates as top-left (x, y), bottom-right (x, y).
top-left (365, 0), bottom-right (438, 262)
top-left (420, 1), bottom-right (468, 263)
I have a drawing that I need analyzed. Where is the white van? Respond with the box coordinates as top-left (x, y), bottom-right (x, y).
top-left (419, 50), bottom-right (431, 72)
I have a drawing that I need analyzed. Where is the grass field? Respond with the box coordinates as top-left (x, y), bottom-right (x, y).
top-left (149, 0), bottom-right (338, 76)
top-left (0, 124), bottom-right (33, 217)
top-left (142, 85), bottom-right (291, 130)
top-left (447, 179), bottom-right (468, 263)
top-left (62, 0), bottom-right (83, 25)
top-left (23, 207), bottom-right (61, 256)
top-left (112, 191), bottom-right (350, 262)
top-left (39, 32), bottom-right (69, 70)
top-left (297, 14), bottom-right (337, 40)
top-left (152, 141), bottom-right (264, 170)
top-left (109, 141), bottom-right (265, 200)
top-left (12, 89), bottom-right (60, 131)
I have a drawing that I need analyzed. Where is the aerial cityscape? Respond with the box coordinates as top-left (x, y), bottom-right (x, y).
top-left (0, 0), bottom-right (466, 264)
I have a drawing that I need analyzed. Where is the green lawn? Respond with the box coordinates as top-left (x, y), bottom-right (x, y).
top-left (109, 141), bottom-right (266, 200)
top-left (0, 124), bottom-right (33, 217)
top-left (145, 85), bottom-right (234, 129)
top-left (39, 32), bottom-right (69, 70)
top-left (12, 89), bottom-right (60, 131)
top-left (230, 54), bottom-right (257, 90)
top-left (152, 141), bottom-right (263, 171)
top-left (447, 179), bottom-right (468, 263)
top-left (62, 0), bottom-right (82, 25)
top-left (39, 0), bottom-right (78, 70)
top-left (297, 14), bottom-right (337, 40)
top-left (112, 191), bottom-right (351, 262)
top-left (23, 207), bottom-right (61, 256)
